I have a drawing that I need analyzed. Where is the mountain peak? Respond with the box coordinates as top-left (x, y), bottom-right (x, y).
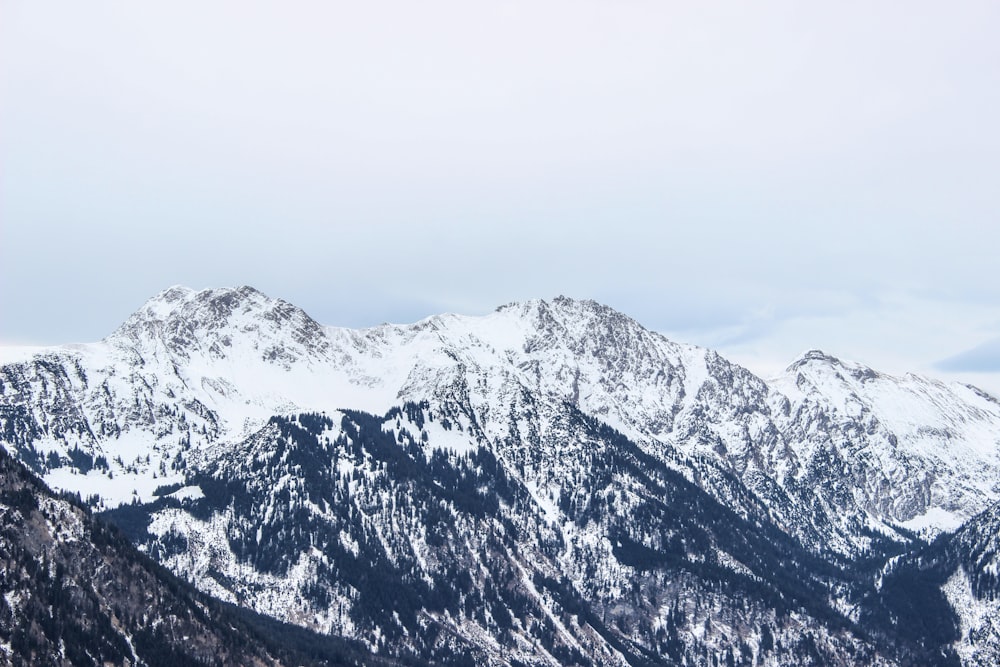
top-left (787, 349), bottom-right (843, 370)
top-left (785, 349), bottom-right (881, 385)
top-left (130, 285), bottom-right (268, 322)
top-left (495, 295), bottom-right (641, 332)
top-left (139, 284), bottom-right (196, 318)
top-left (109, 285), bottom-right (329, 362)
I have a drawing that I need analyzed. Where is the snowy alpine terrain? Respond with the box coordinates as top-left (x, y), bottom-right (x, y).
top-left (0, 441), bottom-right (388, 666)
top-left (3, 285), bottom-right (1000, 665)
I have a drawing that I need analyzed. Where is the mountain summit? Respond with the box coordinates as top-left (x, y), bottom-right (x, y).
top-left (109, 285), bottom-right (331, 364)
top-left (4, 286), bottom-right (999, 533)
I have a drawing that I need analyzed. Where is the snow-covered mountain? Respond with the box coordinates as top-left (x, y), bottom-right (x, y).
top-left (773, 350), bottom-right (1000, 532)
top-left (3, 285), bottom-right (1000, 665)
top-left (4, 286), bottom-right (998, 542)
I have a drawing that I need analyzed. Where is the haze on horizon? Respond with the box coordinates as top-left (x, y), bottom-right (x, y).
top-left (2, 1), bottom-right (999, 393)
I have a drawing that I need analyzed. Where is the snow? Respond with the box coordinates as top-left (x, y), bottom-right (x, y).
top-left (899, 506), bottom-right (965, 534)
top-left (679, 345), bottom-right (710, 407)
top-left (524, 480), bottom-right (560, 525)
top-left (147, 507), bottom-right (346, 635)
top-left (166, 485), bottom-right (204, 501)
top-left (775, 352), bottom-right (1000, 465)
top-left (44, 467), bottom-right (180, 507)
top-left (943, 567), bottom-right (1000, 666)
top-left (421, 418), bottom-right (479, 456)
top-left (770, 350), bottom-right (1000, 537)
top-left (509, 547), bottom-right (588, 659)
top-left (3, 590), bottom-right (22, 619)
top-left (0, 345), bottom-right (50, 364)
top-left (16, 286), bottom-right (1000, 664)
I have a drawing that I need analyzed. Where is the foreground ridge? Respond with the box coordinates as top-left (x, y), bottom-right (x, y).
top-left (0, 445), bottom-right (391, 666)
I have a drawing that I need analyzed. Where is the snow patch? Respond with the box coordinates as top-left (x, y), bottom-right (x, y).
top-left (943, 567), bottom-right (1000, 666)
top-left (899, 506), bottom-right (965, 534)
top-left (166, 485), bottom-right (205, 501)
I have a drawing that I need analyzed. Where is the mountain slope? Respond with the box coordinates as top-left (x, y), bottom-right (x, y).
top-left (0, 445), bottom-right (390, 667)
top-left (108, 406), bottom-right (906, 666)
top-left (865, 499), bottom-right (1000, 667)
top-left (772, 350), bottom-right (1000, 535)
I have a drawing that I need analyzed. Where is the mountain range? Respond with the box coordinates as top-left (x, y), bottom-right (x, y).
top-left (3, 285), bottom-right (1000, 665)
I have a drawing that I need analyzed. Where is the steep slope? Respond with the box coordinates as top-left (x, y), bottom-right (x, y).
top-left (772, 350), bottom-right (1000, 535)
top-left (0, 445), bottom-right (387, 667)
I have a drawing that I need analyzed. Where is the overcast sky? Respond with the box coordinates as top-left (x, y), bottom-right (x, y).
top-left (2, 1), bottom-right (999, 392)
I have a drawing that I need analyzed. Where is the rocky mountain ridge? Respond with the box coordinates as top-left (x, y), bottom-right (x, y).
top-left (3, 285), bottom-right (1000, 665)
top-left (3, 286), bottom-right (998, 546)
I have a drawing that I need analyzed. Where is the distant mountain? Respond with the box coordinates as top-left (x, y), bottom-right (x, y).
top-left (3, 285), bottom-right (1000, 664)
top-left (773, 349), bottom-right (1000, 536)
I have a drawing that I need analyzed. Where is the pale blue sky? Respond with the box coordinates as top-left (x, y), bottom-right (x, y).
top-left (2, 1), bottom-right (999, 390)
